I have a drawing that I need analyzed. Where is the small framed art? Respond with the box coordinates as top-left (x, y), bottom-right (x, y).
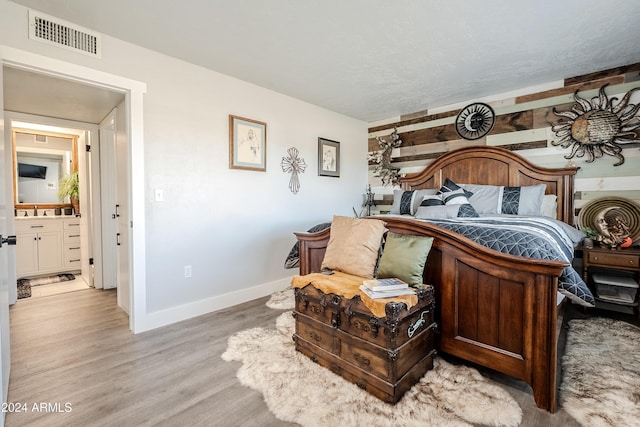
top-left (229, 115), bottom-right (267, 171)
top-left (318, 137), bottom-right (340, 177)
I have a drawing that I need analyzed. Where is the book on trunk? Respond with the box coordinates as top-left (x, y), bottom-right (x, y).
top-left (361, 278), bottom-right (409, 292)
top-left (359, 283), bottom-right (415, 299)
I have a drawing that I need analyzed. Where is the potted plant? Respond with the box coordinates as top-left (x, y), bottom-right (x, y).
top-left (58, 170), bottom-right (79, 214)
top-left (581, 227), bottom-right (597, 249)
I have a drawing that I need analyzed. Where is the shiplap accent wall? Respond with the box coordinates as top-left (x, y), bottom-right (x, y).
top-left (367, 63), bottom-right (640, 221)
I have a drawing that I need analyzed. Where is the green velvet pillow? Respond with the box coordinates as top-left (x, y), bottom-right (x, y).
top-left (376, 232), bottom-right (434, 286)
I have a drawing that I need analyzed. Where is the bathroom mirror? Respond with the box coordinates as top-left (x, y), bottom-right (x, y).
top-left (12, 129), bottom-right (78, 209)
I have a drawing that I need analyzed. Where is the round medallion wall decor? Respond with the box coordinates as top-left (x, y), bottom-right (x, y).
top-left (455, 102), bottom-right (496, 140)
top-left (577, 197), bottom-right (640, 244)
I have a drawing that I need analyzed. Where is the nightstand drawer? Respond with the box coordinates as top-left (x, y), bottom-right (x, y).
top-left (587, 252), bottom-right (639, 268)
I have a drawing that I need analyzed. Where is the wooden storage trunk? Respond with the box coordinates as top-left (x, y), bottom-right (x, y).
top-left (292, 284), bottom-right (437, 403)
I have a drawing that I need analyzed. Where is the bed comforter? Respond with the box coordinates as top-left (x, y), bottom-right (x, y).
top-left (286, 215), bottom-right (595, 307)
top-left (417, 215), bottom-right (595, 307)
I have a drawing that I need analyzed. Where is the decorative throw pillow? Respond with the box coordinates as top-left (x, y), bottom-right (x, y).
top-left (284, 222), bottom-right (332, 269)
top-left (377, 232), bottom-right (434, 286)
top-left (426, 178), bottom-right (479, 218)
top-left (390, 189), bottom-right (438, 215)
top-left (419, 193), bottom-right (445, 207)
top-left (415, 204), bottom-right (479, 219)
top-left (321, 215), bottom-right (387, 279)
top-left (457, 204), bottom-right (480, 218)
top-left (415, 204), bottom-right (459, 220)
top-left (437, 178), bottom-right (474, 205)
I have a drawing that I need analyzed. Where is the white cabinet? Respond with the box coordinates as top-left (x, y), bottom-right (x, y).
top-left (63, 218), bottom-right (82, 270)
top-left (15, 217), bottom-right (80, 278)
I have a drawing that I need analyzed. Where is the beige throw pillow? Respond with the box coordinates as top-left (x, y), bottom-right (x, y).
top-left (321, 215), bottom-right (387, 279)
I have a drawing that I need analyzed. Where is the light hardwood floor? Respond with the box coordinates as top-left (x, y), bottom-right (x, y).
top-left (6, 288), bottom-right (582, 427)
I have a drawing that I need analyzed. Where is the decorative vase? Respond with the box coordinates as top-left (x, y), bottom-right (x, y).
top-left (71, 197), bottom-right (80, 215)
top-left (583, 237), bottom-right (594, 249)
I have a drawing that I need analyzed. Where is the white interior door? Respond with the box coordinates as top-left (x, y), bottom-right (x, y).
top-left (77, 132), bottom-right (92, 286)
top-left (115, 106), bottom-right (130, 313)
top-left (99, 111), bottom-right (117, 290)
top-left (0, 64), bottom-right (12, 426)
top-left (89, 129), bottom-right (103, 289)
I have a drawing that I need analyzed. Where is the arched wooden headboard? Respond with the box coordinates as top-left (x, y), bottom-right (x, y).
top-left (401, 146), bottom-right (579, 224)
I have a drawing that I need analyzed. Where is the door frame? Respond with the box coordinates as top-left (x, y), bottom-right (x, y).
top-left (1, 45), bottom-right (148, 333)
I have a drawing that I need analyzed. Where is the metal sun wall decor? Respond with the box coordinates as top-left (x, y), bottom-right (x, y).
top-left (281, 147), bottom-right (307, 194)
top-left (552, 84), bottom-right (640, 166)
top-left (368, 128), bottom-right (403, 186)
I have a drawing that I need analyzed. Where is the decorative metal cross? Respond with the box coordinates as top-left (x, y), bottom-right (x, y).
top-left (281, 147), bottom-right (307, 194)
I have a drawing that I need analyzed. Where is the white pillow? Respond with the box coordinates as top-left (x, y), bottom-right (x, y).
top-left (500, 184), bottom-right (546, 215)
top-left (461, 184), bottom-right (501, 214)
top-left (461, 183), bottom-right (546, 216)
top-left (415, 204), bottom-right (469, 219)
top-left (541, 194), bottom-right (558, 219)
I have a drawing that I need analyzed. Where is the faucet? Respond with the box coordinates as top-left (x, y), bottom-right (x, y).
top-left (34, 205), bottom-right (38, 217)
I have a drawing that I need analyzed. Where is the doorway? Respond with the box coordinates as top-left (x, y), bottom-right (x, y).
top-left (1, 47), bottom-right (148, 333)
top-left (9, 117), bottom-right (105, 302)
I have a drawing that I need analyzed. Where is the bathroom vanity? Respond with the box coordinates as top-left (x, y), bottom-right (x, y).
top-left (15, 216), bottom-right (81, 278)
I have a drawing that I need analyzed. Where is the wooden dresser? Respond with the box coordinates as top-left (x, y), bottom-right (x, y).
top-left (293, 284), bottom-right (436, 403)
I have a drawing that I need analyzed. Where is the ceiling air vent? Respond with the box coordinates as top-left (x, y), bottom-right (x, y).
top-left (28, 10), bottom-right (102, 58)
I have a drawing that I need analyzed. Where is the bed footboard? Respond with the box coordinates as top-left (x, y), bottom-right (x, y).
top-left (295, 217), bottom-right (566, 412)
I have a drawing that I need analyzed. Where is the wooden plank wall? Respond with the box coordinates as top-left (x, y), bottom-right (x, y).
top-left (367, 63), bottom-right (640, 221)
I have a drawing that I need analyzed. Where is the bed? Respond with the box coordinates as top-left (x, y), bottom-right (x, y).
top-left (293, 145), bottom-right (592, 413)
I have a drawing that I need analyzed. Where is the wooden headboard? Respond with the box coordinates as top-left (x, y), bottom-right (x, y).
top-left (401, 146), bottom-right (579, 224)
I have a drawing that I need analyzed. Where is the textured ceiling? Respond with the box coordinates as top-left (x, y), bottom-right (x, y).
top-left (7, 0), bottom-right (640, 123)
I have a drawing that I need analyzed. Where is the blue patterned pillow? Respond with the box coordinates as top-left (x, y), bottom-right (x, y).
top-left (458, 204), bottom-right (480, 218)
top-left (391, 189), bottom-right (438, 215)
top-left (438, 178), bottom-right (474, 205)
top-left (433, 178), bottom-right (479, 218)
top-left (419, 194), bottom-right (445, 207)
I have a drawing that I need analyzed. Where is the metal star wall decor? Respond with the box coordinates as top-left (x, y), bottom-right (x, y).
top-left (552, 84), bottom-right (640, 166)
top-left (281, 147), bottom-right (307, 194)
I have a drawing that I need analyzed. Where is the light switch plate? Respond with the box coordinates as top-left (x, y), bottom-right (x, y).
top-left (154, 188), bottom-right (164, 202)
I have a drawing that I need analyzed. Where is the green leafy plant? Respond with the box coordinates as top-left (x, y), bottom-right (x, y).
top-left (581, 227), bottom-right (598, 239)
top-left (58, 170), bottom-right (79, 201)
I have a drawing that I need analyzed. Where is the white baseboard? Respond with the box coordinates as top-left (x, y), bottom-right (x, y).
top-left (137, 276), bottom-right (292, 333)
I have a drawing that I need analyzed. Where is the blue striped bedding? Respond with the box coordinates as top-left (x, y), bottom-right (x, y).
top-left (419, 215), bottom-right (594, 307)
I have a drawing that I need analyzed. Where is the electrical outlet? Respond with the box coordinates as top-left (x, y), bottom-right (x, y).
top-left (184, 265), bottom-right (192, 278)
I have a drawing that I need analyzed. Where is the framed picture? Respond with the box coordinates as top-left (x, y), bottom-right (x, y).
top-left (229, 115), bottom-right (267, 171)
top-left (318, 137), bottom-right (340, 177)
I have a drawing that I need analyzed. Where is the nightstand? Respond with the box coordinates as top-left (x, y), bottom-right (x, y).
top-left (582, 245), bottom-right (640, 320)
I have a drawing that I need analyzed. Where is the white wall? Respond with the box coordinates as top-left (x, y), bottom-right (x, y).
top-left (0, 1), bottom-right (368, 327)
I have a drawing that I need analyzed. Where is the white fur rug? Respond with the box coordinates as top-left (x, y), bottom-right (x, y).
top-left (222, 311), bottom-right (522, 427)
top-left (265, 287), bottom-right (294, 310)
top-left (560, 317), bottom-right (640, 427)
